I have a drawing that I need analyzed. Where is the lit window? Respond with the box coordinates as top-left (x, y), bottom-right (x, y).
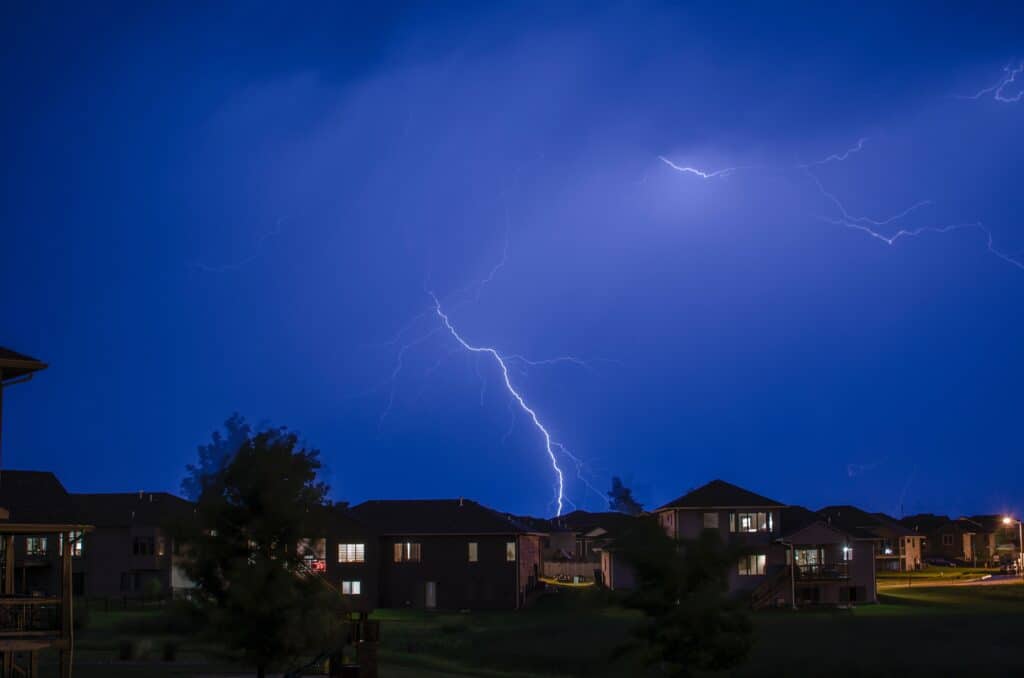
top-left (341, 580), bottom-right (361, 595)
top-left (842, 545), bottom-right (854, 561)
top-left (157, 537), bottom-right (166, 557)
top-left (468, 542), bottom-right (479, 562)
top-left (730, 512), bottom-right (773, 533)
top-left (338, 543), bottom-right (366, 563)
top-left (738, 553), bottom-right (766, 576)
top-left (703, 512), bottom-right (719, 529)
top-left (394, 542), bottom-right (422, 563)
top-left (58, 531), bottom-right (85, 557)
top-left (26, 537), bottom-right (48, 557)
top-left (506, 541), bottom-right (516, 562)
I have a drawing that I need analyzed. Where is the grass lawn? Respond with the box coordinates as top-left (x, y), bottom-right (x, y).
top-left (877, 565), bottom-right (998, 586)
top-left (29, 584), bottom-right (1024, 677)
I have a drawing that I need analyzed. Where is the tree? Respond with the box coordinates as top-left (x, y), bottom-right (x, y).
top-left (181, 413), bottom-right (253, 500)
top-left (614, 517), bottom-right (752, 676)
top-left (181, 426), bottom-right (347, 678)
top-left (608, 476), bottom-right (644, 516)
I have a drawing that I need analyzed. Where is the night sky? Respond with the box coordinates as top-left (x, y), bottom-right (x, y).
top-left (3, 3), bottom-right (1023, 519)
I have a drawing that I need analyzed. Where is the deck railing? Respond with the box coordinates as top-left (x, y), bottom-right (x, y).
top-left (794, 562), bottom-right (849, 580)
top-left (541, 561), bottom-right (600, 581)
top-left (0, 596), bottom-right (61, 636)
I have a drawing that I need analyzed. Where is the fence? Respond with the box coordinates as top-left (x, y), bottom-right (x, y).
top-left (541, 561), bottom-right (601, 581)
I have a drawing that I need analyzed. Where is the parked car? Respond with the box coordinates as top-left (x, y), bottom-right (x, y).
top-left (999, 561), bottom-right (1020, 575)
top-left (924, 557), bottom-right (956, 568)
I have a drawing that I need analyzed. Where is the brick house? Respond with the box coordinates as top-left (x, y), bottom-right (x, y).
top-left (349, 498), bottom-right (544, 610)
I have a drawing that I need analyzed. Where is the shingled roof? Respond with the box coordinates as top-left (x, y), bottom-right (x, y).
top-left (73, 492), bottom-right (194, 527)
top-left (0, 347), bottom-right (48, 380)
top-left (781, 505), bottom-right (879, 540)
top-left (554, 510), bottom-right (643, 535)
top-left (349, 499), bottom-right (539, 535)
top-left (0, 470), bottom-right (76, 523)
top-left (655, 479), bottom-right (785, 512)
top-left (819, 505), bottom-right (917, 537)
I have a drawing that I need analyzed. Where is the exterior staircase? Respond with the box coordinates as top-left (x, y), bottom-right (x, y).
top-left (751, 565), bottom-right (790, 610)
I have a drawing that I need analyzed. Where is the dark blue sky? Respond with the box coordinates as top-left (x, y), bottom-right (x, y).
top-left (3, 2), bottom-right (1023, 519)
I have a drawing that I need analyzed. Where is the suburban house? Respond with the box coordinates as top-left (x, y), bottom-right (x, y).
top-left (0, 348), bottom-right (87, 677)
top-left (900, 514), bottom-right (996, 565)
top-left (72, 490), bottom-right (196, 598)
top-left (818, 505), bottom-right (923, 571)
top-left (654, 479), bottom-right (786, 596)
top-left (349, 498), bottom-right (544, 610)
top-left (654, 480), bottom-right (879, 607)
top-left (752, 505), bottom-right (878, 608)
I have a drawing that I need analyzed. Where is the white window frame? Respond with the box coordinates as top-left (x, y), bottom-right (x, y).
top-left (341, 580), bottom-right (362, 595)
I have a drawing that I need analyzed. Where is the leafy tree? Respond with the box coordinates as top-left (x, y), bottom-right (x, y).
top-left (181, 426), bottom-right (347, 678)
top-left (608, 476), bottom-right (644, 516)
top-left (614, 517), bottom-right (752, 676)
top-left (181, 413), bottom-right (253, 500)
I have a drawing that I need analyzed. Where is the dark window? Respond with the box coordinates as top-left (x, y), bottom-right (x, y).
top-left (942, 534), bottom-right (954, 546)
top-left (133, 537), bottom-right (155, 556)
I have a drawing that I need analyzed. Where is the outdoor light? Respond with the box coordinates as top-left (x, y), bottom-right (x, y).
top-left (884, 547), bottom-right (893, 555)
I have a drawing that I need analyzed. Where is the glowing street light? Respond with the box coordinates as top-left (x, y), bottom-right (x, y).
top-left (1002, 516), bottom-right (1024, 580)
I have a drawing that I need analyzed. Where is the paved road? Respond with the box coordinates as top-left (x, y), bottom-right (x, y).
top-left (879, 574), bottom-right (1023, 589)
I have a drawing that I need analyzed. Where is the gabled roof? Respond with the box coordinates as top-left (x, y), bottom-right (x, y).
top-left (655, 479), bottom-right (785, 512)
top-left (818, 505), bottom-right (916, 537)
top-left (0, 347), bottom-right (48, 381)
top-left (0, 470), bottom-right (75, 523)
top-left (781, 505), bottom-right (877, 541)
top-left (73, 492), bottom-right (194, 527)
top-left (349, 499), bottom-right (539, 536)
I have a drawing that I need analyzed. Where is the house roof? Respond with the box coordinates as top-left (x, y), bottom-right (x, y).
top-left (0, 470), bottom-right (76, 523)
top-left (73, 492), bottom-right (194, 527)
top-left (0, 347), bottom-right (48, 381)
top-left (899, 513), bottom-right (951, 534)
top-left (818, 505), bottom-right (917, 537)
top-left (780, 505), bottom-right (877, 541)
top-left (967, 515), bottom-right (1005, 533)
top-left (655, 479), bottom-right (785, 512)
top-left (349, 499), bottom-right (539, 536)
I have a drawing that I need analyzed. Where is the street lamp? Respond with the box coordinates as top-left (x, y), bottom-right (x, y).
top-left (1002, 516), bottom-right (1024, 580)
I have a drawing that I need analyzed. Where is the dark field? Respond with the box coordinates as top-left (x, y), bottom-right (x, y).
top-left (35, 584), bottom-right (1024, 677)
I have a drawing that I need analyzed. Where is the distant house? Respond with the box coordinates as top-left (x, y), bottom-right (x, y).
top-left (901, 514), bottom-right (990, 565)
top-left (543, 510), bottom-right (643, 589)
top-left (966, 515), bottom-right (1005, 566)
top-left (818, 505), bottom-right (923, 571)
top-left (349, 498), bottom-right (544, 610)
top-left (654, 480), bottom-right (878, 607)
top-left (73, 490), bottom-right (196, 598)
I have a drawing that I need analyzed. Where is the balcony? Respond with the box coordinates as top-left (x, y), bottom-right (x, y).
top-left (0, 596), bottom-right (61, 637)
top-left (794, 562), bottom-right (849, 580)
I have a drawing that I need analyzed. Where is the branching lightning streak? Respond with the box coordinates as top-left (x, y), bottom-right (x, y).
top-left (430, 292), bottom-right (568, 516)
top-left (798, 138), bottom-right (867, 168)
top-left (960, 61), bottom-right (1024, 103)
top-left (190, 218), bottom-right (289, 273)
top-left (802, 148), bottom-right (1024, 270)
top-left (658, 156), bottom-right (741, 178)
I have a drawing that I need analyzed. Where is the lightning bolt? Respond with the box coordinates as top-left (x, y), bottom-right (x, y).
top-left (798, 138), bottom-right (867, 168)
top-left (658, 155), bottom-right (743, 178)
top-left (430, 292), bottom-right (569, 516)
top-left (959, 60), bottom-right (1024, 103)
